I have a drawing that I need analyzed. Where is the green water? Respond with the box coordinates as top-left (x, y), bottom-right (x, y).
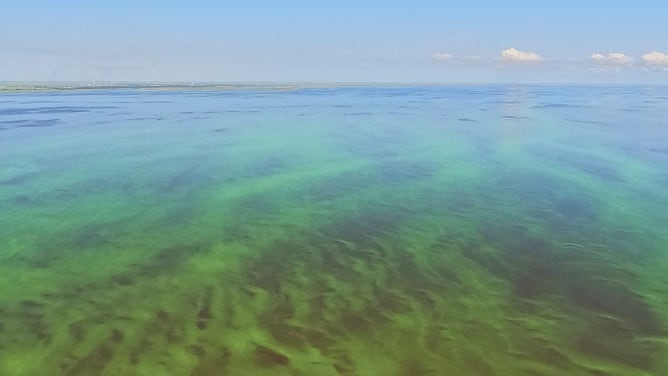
top-left (1, 86), bottom-right (667, 375)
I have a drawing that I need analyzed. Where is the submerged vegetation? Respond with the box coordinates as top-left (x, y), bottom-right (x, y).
top-left (0, 85), bottom-right (667, 375)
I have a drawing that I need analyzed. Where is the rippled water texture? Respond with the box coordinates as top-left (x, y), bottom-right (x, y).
top-left (1, 85), bottom-right (668, 375)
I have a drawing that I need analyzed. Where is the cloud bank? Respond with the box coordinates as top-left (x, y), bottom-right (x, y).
top-left (432, 49), bottom-right (668, 77)
top-left (499, 48), bottom-right (543, 63)
top-left (432, 52), bottom-right (452, 62)
top-left (642, 51), bottom-right (668, 66)
top-left (590, 52), bottom-right (632, 66)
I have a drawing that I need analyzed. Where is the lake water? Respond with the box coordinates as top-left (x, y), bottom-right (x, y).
top-left (1, 85), bottom-right (668, 375)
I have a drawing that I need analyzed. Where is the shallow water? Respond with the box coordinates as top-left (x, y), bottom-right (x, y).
top-left (1, 85), bottom-right (667, 375)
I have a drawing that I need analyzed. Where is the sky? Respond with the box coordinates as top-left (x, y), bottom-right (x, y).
top-left (2, 0), bottom-right (668, 83)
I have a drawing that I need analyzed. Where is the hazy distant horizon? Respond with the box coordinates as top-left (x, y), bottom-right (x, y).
top-left (3, 80), bottom-right (668, 88)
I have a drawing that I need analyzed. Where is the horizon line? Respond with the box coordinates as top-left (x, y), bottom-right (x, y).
top-left (3, 80), bottom-right (668, 89)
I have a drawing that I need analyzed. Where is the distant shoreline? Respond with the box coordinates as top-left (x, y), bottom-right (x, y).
top-left (0, 81), bottom-right (446, 93)
top-left (1, 81), bottom-right (666, 93)
top-left (0, 82), bottom-right (312, 93)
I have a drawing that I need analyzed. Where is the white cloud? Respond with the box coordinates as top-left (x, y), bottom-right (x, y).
top-left (433, 52), bottom-right (452, 62)
top-left (641, 51), bottom-right (668, 66)
top-left (590, 52), bottom-right (632, 66)
top-left (429, 49), bottom-right (668, 76)
top-left (499, 48), bottom-right (543, 63)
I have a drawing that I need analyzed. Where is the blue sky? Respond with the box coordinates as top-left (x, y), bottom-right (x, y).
top-left (2, 0), bottom-right (667, 83)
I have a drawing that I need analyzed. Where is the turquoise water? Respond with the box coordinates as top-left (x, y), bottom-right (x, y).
top-left (1, 85), bottom-right (668, 375)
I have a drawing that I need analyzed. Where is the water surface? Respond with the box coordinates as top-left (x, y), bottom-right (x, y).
top-left (1, 85), bottom-right (667, 375)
